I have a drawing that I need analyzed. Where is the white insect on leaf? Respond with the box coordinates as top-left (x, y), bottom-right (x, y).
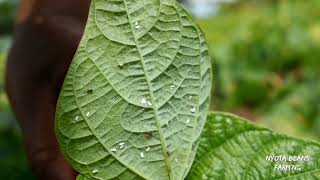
top-left (186, 119), bottom-right (190, 124)
top-left (141, 98), bottom-right (152, 107)
top-left (140, 152), bottom-right (144, 158)
top-left (75, 116), bottom-right (79, 121)
top-left (86, 112), bottom-right (90, 117)
top-left (92, 169), bottom-right (98, 174)
top-left (141, 98), bottom-right (147, 105)
top-left (119, 142), bottom-right (125, 150)
top-left (134, 21), bottom-right (141, 29)
top-left (146, 147), bottom-right (150, 152)
top-left (170, 85), bottom-right (175, 90)
top-left (111, 148), bottom-right (117, 152)
top-left (189, 96), bottom-right (192, 100)
top-left (191, 107), bottom-right (196, 113)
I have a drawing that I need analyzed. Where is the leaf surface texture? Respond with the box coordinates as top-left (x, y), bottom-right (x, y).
top-left (188, 112), bottom-right (320, 180)
top-left (55, 0), bottom-right (212, 179)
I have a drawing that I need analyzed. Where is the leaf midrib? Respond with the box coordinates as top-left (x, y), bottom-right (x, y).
top-left (122, 0), bottom-right (173, 179)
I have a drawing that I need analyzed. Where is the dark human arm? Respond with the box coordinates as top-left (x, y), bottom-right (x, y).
top-left (5, 0), bottom-right (90, 179)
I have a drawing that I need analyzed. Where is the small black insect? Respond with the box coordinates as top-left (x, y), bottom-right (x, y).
top-left (118, 63), bottom-right (124, 69)
top-left (144, 132), bottom-right (153, 139)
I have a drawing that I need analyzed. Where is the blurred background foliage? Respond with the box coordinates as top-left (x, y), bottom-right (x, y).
top-left (0, 0), bottom-right (319, 178)
top-left (198, 0), bottom-right (320, 140)
top-left (0, 0), bottom-right (34, 178)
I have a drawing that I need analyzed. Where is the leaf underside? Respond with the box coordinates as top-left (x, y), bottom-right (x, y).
top-left (187, 112), bottom-right (320, 180)
top-left (55, 0), bottom-right (212, 180)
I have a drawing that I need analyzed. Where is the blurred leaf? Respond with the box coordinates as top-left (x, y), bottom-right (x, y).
top-left (197, 0), bottom-right (320, 139)
top-left (0, 0), bottom-right (18, 34)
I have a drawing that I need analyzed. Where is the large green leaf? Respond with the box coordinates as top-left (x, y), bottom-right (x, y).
top-left (55, 0), bottom-right (212, 179)
top-left (187, 112), bottom-right (320, 179)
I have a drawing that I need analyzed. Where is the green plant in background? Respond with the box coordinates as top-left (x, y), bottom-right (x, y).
top-left (0, 51), bottom-right (9, 110)
top-left (0, 0), bottom-right (16, 123)
top-left (0, 0), bottom-right (18, 34)
top-left (0, 48), bottom-right (33, 179)
top-left (0, 1), bottom-right (33, 179)
top-left (198, 0), bottom-right (320, 139)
